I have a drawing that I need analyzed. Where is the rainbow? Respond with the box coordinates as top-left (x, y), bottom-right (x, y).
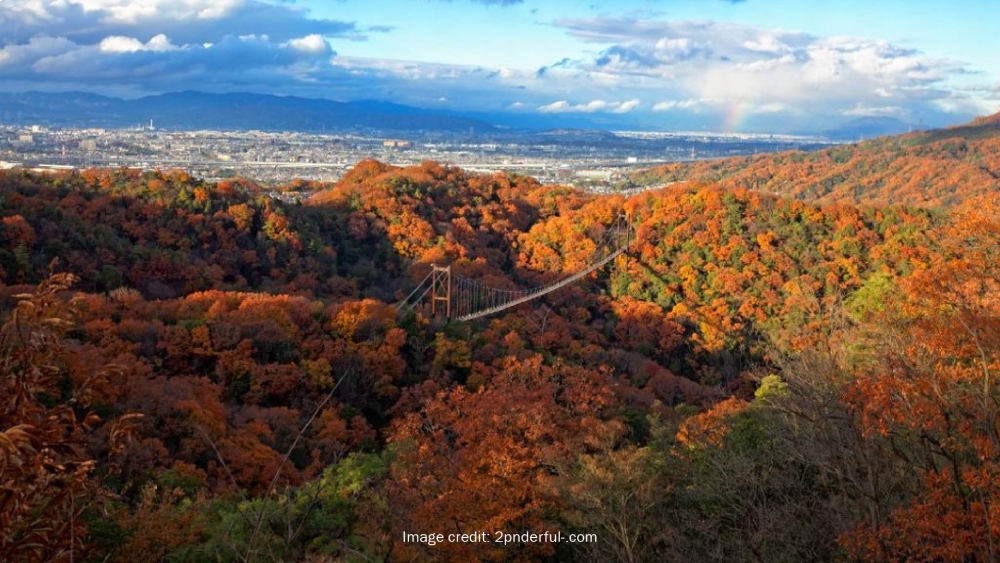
top-left (723, 101), bottom-right (753, 133)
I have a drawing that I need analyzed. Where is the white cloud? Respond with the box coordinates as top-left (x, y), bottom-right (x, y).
top-left (750, 102), bottom-right (787, 114)
top-left (653, 99), bottom-right (701, 111)
top-left (0, 0), bottom-right (370, 45)
top-left (581, 100), bottom-right (609, 112)
top-left (71, 0), bottom-right (245, 24)
top-left (613, 99), bottom-right (641, 113)
top-left (543, 16), bottom-right (989, 129)
top-left (285, 34), bottom-right (331, 55)
top-left (99, 34), bottom-right (177, 53)
top-left (0, 36), bottom-right (78, 68)
top-left (932, 96), bottom-right (1000, 116)
top-left (743, 34), bottom-right (791, 54)
top-left (538, 98), bottom-right (641, 114)
top-left (147, 34), bottom-right (176, 51)
top-left (98, 37), bottom-right (145, 53)
top-left (656, 37), bottom-right (690, 52)
top-left (0, 32), bottom-right (344, 93)
top-left (538, 100), bottom-right (571, 113)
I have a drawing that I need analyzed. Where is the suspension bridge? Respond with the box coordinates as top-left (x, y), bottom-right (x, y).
top-left (397, 214), bottom-right (636, 322)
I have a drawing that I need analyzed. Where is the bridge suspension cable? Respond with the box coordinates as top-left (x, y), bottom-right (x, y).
top-left (397, 213), bottom-right (635, 322)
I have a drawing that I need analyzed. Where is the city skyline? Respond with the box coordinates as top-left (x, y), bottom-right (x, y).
top-left (0, 0), bottom-right (998, 133)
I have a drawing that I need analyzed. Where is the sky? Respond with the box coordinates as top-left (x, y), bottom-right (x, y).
top-left (0, 0), bottom-right (998, 133)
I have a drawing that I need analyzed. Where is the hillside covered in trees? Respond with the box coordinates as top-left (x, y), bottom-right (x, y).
top-left (631, 111), bottom-right (1000, 209)
top-left (2, 131), bottom-right (999, 561)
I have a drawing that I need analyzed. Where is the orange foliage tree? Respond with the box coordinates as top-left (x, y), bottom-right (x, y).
top-left (386, 354), bottom-right (624, 562)
top-left (843, 196), bottom-right (1000, 561)
top-left (1, 273), bottom-right (132, 562)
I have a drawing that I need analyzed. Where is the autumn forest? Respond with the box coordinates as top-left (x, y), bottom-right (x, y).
top-left (3, 113), bottom-right (1000, 562)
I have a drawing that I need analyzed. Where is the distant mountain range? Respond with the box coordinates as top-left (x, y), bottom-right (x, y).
top-left (0, 91), bottom-right (500, 133)
top-left (0, 90), bottom-right (946, 138)
top-left (821, 116), bottom-right (915, 140)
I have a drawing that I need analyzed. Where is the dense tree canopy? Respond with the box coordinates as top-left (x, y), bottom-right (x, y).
top-left (2, 127), bottom-right (999, 561)
top-left (630, 116), bottom-right (1000, 209)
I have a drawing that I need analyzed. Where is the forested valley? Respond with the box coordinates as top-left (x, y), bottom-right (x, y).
top-left (3, 114), bottom-right (1000, 562)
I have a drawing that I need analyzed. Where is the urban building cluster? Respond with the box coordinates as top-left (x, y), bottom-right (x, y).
top-left (0, 124), bottom-right (832, 190)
